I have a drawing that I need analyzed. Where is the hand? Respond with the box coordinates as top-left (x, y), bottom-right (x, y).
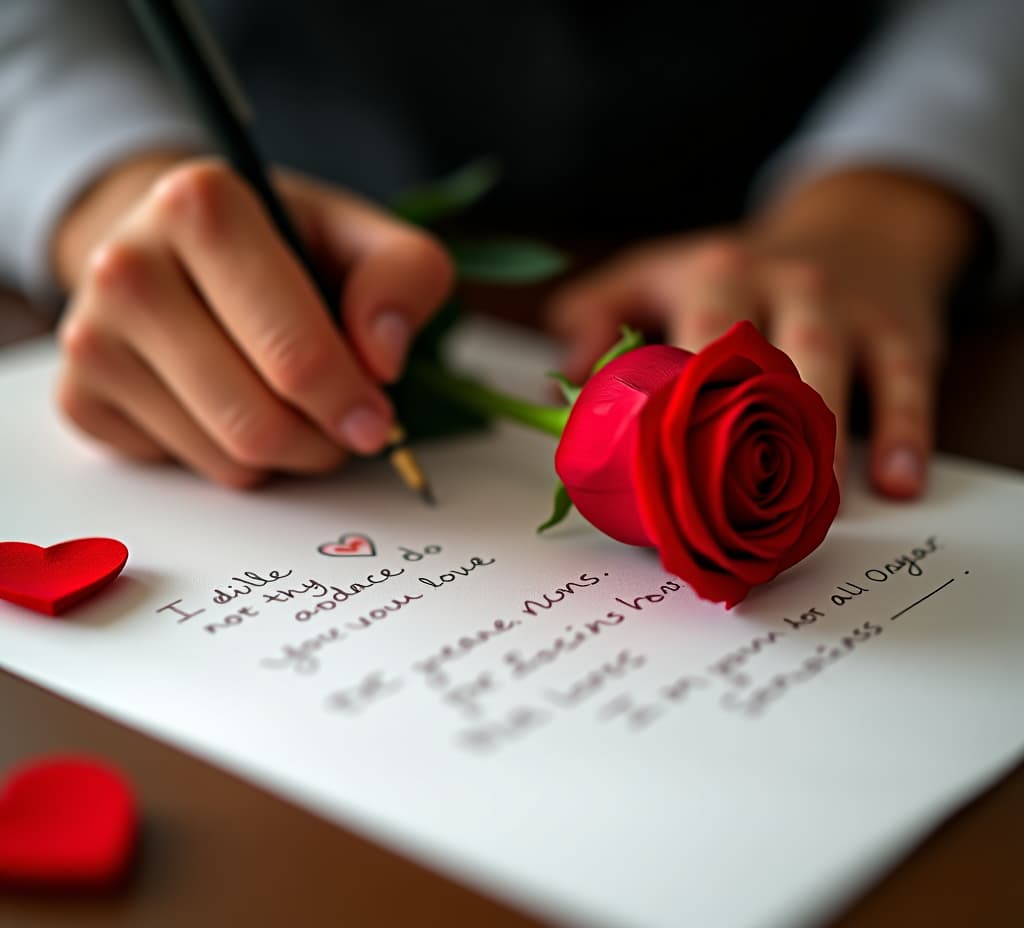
top-left (548, 170), bottom-right (977, 498)
top-left (53, 152), bottom-right (453, 487)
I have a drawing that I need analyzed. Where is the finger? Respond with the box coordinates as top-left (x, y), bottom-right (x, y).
top-left (55, 373), bottom-right (167, 463)
top-left (146, 160), bottom-right (394, 455)
top-left (764, 265), bottom-right (851, 485)
top-left (546, 255), bottom-right (668, 383)
top-left (863, 332), bottom-right (935, 499)
top-left (669, 240), bottom-right (759, 351)
top-left (283, 174), bottom-right (455, 383)
top-left (548, 291), bottom-right (632, 384)
top-left (58, 317), bottom-right (265, 488)
top-left (88, 238), bottom-right (347, 475)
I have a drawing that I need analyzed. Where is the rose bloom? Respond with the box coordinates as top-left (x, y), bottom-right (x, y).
top-left (554, 322), bottom-right (840, 607)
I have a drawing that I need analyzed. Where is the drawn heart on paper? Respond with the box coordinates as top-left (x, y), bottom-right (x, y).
top-left (317, 533), bottom-right (377, 558)
top-left (0, 538), bottom-right (129, 616)
top-left (0, 757), bottom-right (137, 889)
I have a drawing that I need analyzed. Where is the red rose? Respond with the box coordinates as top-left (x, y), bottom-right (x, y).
top-left (555, 321), bottom-right (839, 607)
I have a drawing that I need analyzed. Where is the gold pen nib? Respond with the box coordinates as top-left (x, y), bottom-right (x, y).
top-left (387, 424), bottom-right (436, 505)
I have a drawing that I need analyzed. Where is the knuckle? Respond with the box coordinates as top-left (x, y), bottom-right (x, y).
top-left (786, 317), bottom-right (843, 358)
top-left (219, 403), bottom-right (303, 468)
top-left (687, 237), bottom-right (749, 279)
top-left (57, 316), bottom-right (108, 368)
top-left (261, 333), bottom-right (338, 400)
top-left (150, 159), bottom-right (237, 236)
top-left (84, 240), bottom-right (153, 299)
top-left (776, 259), bottom-right (831, 301)
top-left (882, 328), bottom-right (939, 370)
top-left (875, 335), bottom-right (937, 378)
top-left (884, 352), bottom-right (930, 380)
top-left (872, 314), bottom-right (913, 343)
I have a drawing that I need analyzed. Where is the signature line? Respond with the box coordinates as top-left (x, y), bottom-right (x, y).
top-left (889, 577), bottom-right (956, 622)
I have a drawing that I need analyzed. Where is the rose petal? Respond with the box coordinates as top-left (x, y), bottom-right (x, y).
top-left (729, 430), bottom-right (794, 518)
top-left (556, 345), bottom-right (691, 545)
top-left (631, 321), bottom-right (839, 607)
top-left (691, 372), bottom-right (824, 523)
top-left (776, 477), bottom-right (841, 571)
top-left (720, 440), bottom-right (806, 561)
top-left (794, 388), bottom-right (840, 524)
top-left (681, 376), bottom-right (817, 578)
top-left (634, 386), bottom-right (754, 606)
top-left (749, 370), bottom-right (839, 543)
top-left (721, 407), bottom-right (810, 522)
top-left (734, 378), bottom-right (840, 573)
top-left (639, 325), bottom-right (806, 602)
top-left (686, 401), bottom-right (806, 579)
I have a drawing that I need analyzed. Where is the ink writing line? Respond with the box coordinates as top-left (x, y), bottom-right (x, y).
top-left (890, 577), bottom-right (956, 622)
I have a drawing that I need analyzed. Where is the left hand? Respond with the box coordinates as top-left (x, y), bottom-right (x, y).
top-left (547, 169), bottom-right (978, 499)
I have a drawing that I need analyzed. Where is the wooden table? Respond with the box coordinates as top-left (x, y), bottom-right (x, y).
top-left (2, 285), bottom-right (1023, 927)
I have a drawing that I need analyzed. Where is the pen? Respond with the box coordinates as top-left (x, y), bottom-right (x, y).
top-left (128, 0), bottom-right (435, 505)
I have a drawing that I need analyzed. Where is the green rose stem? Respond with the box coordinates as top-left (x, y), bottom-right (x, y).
top-left (408, 360), bottom-right (570, 437)
top-left (406, 327), bottom-right (643, 532)
top-left (406, 326), bottom-right (643, 438)
top-left (407, 360), bottom-right (574, 531)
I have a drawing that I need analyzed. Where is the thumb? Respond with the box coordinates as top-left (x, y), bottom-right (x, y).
top-left (281, 171), bottom-right (455, 383)
top-left (341, 228), bottom-right (454, 382)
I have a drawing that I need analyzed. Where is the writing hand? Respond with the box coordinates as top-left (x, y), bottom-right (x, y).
top-left (53, 154), bottom-right (453, 486)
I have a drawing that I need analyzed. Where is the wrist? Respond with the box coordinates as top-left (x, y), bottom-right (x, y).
top-left (52, 149), bottom-right (193, 292)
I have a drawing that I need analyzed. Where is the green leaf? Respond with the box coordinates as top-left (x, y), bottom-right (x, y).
top-left (591, 326), bottom-right (645, 375)
top-left (546, 371), bottom-right (581, 405)
top-left (406, 296), bottom-right (464, 365)
top-left (391, 157), bottom-right (501, 225)
top-left (408, 359), bottom-right (569, 437)
top-left (389, 368), bottom-right (491, 443)
top-left (450, 238), bottom-right (569, 284)
top-left (537, 483), bottom-right (573, 533)
top-left (388, 299), bottom-right (491, 441)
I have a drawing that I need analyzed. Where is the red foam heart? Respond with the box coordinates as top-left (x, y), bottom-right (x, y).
top-left (317, 533), bottom-right (376, 557)
top-left (0, 757), bottom-right (137, 889)
top-left (0, 538), bottom-right (128, 616)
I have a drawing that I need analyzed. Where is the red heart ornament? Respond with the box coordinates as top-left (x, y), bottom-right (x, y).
top-left (317, 533), bottom-right (376, 558)
top-left (0, 757), bottom-right (137, 889)
top-left (0, 538), bottom-right (128, 616)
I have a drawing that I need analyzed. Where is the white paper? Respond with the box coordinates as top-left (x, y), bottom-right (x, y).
top-left (2, 320), bottom-right (1024, 928)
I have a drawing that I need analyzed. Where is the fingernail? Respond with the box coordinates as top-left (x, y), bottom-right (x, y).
top-left (372, 309), bottom-right (412, 381)
top-left (339, 405), bottom-right (391, 454)
top-left (881, 446), bottom-right (924, 495)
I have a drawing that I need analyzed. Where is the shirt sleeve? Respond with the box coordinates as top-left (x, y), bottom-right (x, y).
top-left (0, 0), bottom-right (208, 305)
top-left (754, 0), bottom-right (1024, 289)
